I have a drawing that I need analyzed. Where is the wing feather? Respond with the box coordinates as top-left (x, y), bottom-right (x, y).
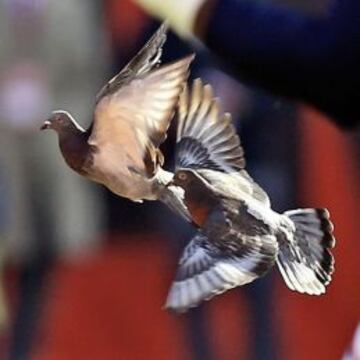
top-left (176, 79), bottom-right (245, 173)
top-left (165, 230), bottom-right (277, 313)
top-left (95, 22), bottom-right (168, 102)
top-left (89, 55), bottom-right (194, 177)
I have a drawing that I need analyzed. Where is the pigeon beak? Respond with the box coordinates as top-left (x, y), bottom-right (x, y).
top-left (40, 120), bottom-right (51, 131)
top-left (168, 179), bottom-right (176, 187)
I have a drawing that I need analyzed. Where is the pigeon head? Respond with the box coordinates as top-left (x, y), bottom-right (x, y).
top-left (173, 169), bottom-right (206, 189)
top-left (41, 110), bottom-right (82, 134)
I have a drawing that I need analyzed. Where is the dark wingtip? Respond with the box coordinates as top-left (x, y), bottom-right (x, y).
top-left (316, 208), bottom-right (336, 247)
top-left (150, 20), bottom-right (169, 47)
top-left (314, 208), bottom-right (336, 281)
top-left (159, 20), bottom-right (169, 33)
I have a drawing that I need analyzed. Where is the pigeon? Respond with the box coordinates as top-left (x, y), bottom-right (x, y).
top-left (41, 23), bottom-right (193, 219)
top-left (164, 79), bottom-right (336, 313)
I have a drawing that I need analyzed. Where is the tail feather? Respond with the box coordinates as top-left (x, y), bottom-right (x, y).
top-left (277, 208), bottom-right (335, 295)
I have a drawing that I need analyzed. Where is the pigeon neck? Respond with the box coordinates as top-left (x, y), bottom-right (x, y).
top-left (58, 130), bottom-right (91, 174)
top-left (68, 117), bottom-right (85, 133)
top-left (183, 181), bottom-right (219, 227)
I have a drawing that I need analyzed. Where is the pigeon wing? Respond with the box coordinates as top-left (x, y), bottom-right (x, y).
top-left (165, 205), bottom-right (278, 313)
top-left (165, 232), bottom-right (277, 313)
top-left (95, 22), bottom-right (168, 103)
top-left (89, 55), bottom-right (194, 177)
top-left (175, 78), bottom-right (270, 205)
top-left (175, 79), bottom-right (245, 173)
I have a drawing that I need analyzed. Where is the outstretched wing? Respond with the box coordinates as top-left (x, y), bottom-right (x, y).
top-left (165, 205), bottom-right (278, 313)
top-left (175, 79), bottom-right (270, 206)
top-left (96, 22), bottom-right (168, 103)
top-left (89, 54), bottom-right (194, 178)
top-left (165, 232), bottom-right (277, 313)
top-left (175, 79), bottom-right (245, 173)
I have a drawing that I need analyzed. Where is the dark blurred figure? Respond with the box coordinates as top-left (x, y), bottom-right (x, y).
top-left (135, 0), bottom-right (360, 129)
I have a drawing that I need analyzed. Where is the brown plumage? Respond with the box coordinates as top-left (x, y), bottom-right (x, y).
top-left (41, 23), bottom-right (193, 219)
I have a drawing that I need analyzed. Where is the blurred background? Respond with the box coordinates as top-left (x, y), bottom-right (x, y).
top-left (0, 0), bottom-right (359, 359)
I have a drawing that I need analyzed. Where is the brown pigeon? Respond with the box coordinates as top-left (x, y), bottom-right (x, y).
top-left (164, 79), bottom-right (335, 313)
top-left (41, 23), bottom-right (193, 218)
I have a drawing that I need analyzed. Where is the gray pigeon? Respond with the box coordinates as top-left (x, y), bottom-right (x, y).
top-left (165, 79), bottom-right (336, 313)
top-left (41, 23), bottom-right (193, 219)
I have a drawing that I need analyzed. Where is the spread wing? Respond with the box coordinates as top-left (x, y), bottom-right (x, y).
top-left (165, 205), bottom-right (278, 313)
top-left (89, 55), bottom-right (194, 177)
top-left (95, 22), bottom-right (168, 103)
top-left (175, 78), bottom-right (245, 173)
top-left (175, 79), bottom-right (270, 206)
top-left (238, 170), bottom-right (271, 206)
top-left (165, 232), bottom-right (277, 313)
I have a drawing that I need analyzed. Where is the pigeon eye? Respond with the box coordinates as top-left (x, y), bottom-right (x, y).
top-left (177, 172), bottom-right (188, 181)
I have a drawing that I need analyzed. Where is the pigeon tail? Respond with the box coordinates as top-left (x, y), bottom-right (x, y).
top-left (277, 208), bottom-right (335, 295)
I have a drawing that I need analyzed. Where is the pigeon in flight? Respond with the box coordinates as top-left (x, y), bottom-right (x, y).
top-left (165, 79), bottom-right (336, 313)
top-left (41, 23), bottom-right (193, 219)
